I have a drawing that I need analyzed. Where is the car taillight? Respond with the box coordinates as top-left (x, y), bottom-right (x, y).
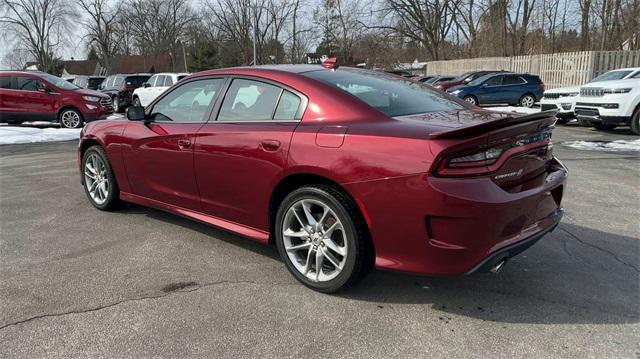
top-left (540, 83), bottom-right (545, 91)
top-left (448, 147), bottom-right (505, 168)
top-left (434, 129), bottom-right (552, 177)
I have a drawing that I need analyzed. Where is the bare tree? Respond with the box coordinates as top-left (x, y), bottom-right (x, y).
top-left (506, 0), bottom-right (536, 55)
top-left (202, 0), bottom-right (253, 64)
top-left (77, 0), bottom-right (122, 73)
top-left (452, 0), bottom-right (489, 56)
top-left (1, 46), bottom-right (32, 69)
top-left (122, 0), bottom-right (195, 69)
top-left (541, 0), bottom-right (561, 51)
top-left (0, 0), bottom-right (74, 72)
top-left (383, 0), bottom-right (460, 60)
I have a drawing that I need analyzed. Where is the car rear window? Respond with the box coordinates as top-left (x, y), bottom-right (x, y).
top-left (125, 76), bottom-right (150, 86)
top-left (303, 69), bottom-right (463, 117)
top-left (88, 78), bottom-right (104, 88)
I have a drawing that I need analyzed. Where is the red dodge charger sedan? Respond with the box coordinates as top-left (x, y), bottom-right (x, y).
top-left (78, 65), bottom-right (567, 292)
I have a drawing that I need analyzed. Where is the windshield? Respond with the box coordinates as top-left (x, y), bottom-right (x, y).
top-left (88, 78), bottom-right (104, 88)
top-left (304, 68), bottom-right (464, 117)
top-left (40, 73), bottom-right (80, 90)
top-left (591, 70), bottom-right (632, 82)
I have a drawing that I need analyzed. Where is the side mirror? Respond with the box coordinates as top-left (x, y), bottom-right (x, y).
top-left (481, 83), bottom-right (488, 88)
top-left (126, 106), bottom-right (146, 121)
top-left (143, 82), bottom-right (150, 88)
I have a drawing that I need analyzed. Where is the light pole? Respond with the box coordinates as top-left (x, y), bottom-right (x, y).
top-left (252, 3), bottom-right (258, 66)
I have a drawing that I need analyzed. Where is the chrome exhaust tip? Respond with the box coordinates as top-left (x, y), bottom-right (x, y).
top-left (489, 259), bottom-right (507, 274)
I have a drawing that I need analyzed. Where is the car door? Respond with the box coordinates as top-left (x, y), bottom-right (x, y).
top-left (194, 77), bottom-right (306, 231)
top-left (121, 78), bottom-right (226, 210)
top-left (478, 75), bottom-right (505, 104)
top-left (15, 76), bottom-right (54, 121)
top-left (501, 75), bottom-right (528, 104)
top-left (0, 76), bottom-right (20, 122)
top-left (153, 75), bottom-right (169, 101)
top-left (139, 75), bottom-right (158, 105)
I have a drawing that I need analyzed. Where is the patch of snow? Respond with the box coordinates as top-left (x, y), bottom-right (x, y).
top-left (484, 106), bottom-right (541, 114)
top-left (106, 114), bottom-right (124, 120)
top-left (22, 121), bottom-right (59, 127)
top-left (563, 139), bottom-right (640, 152)
top-left (0, 126), bottom-right (80, 145)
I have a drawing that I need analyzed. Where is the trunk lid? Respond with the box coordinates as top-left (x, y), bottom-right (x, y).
top-left (402, 109), bottom-right (557, 190)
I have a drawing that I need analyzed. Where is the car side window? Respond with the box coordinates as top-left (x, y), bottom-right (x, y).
top-left (0, 76), bottom-right (12, 89)
top-left (15, 77), bottom-right (42, 91)
top-left (147, 75), bottom-right (159, 87)
top-left (629, 71), bottom-right (640, 79)
top-left (217, 79), bottom-right (282, 122)
top-left (165, 76), bottom-right (174, 86)
top-left (485, 76), bottom-right (503, 86)
top-left (503, 75), bottom-right (526, 85)
top-left (150, 78), bottom-right (224, 123)
top-left (273, 90), bottom-right (302, 121)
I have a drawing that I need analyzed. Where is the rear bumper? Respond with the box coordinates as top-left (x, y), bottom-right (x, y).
top-left (466, 209), bottom-right (562, 273)
top-left (345, 157), bottom-right (567, 276)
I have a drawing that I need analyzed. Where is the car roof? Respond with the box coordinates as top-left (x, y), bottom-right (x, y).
top-left (110, 73), bottom-right (152, 77)
top-left (152, 72), bottom-right (191, 76)
top-left (195, 64), bottom-right (325, 76)
top-left (606, 67), bottom-right (640, 72)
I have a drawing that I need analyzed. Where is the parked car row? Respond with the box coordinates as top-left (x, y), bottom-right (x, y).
top-left (539, 67), bottom-right (640, 134)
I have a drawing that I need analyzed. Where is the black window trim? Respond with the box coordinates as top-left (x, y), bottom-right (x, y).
top-left (210, 75), bottom-right (308, 124)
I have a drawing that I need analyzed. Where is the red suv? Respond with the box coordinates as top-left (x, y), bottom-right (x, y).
top-left (0, 71), bottom-right (113, 128)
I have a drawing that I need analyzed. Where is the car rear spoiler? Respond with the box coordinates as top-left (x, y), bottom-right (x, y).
top-left (430, 110), bottom-right (558, 139)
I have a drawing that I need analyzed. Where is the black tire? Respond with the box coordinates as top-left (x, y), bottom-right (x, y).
top-left (113, 96), bottom-right (121, 113)
top-left (519, 94), bottom-right (536, 108)
top-left (82, 145), bottom-right (120, 211)
top-left (58, 108), bottom-right (84, 129)
top-left (463, 95), bottom-right (478, 106)
top-left (631, 110), bottom-right (639, 135)
top-left (275, 185), bottom-right (372, 293)
top-left (133, 96), bottom-right (141, 107)
top-left (592, 122), bottom-right (616, 131)
top-left (577, 118), bottom-right (593, 127)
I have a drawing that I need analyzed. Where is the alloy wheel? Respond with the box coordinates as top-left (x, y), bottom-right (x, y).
top-left (60, 110), bottom-right (81, 128)
top-left (521, 95), bottom-right (535, 108)
top-left (282, 199), bottom-right (348, 283)
top-left (84, 153), bottom-right (109, 205)
top-left (464, 96), bottom-right (477, 105)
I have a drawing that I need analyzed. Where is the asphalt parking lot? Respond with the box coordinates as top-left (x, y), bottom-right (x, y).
top-left (0, 123), bottom-right (638, 358)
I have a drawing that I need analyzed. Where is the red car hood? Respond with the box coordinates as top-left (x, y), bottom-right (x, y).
top-left (436, 80), bottom-right (464, 90)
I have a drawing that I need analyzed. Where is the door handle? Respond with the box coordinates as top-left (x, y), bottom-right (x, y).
top-left (178, 139), bottom-right (191, 149)
top-left (261, 139), bottom-right (281, 151)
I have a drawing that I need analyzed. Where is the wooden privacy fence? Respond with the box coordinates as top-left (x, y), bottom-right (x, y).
top-left (425, 51), bottom-right (640, 89)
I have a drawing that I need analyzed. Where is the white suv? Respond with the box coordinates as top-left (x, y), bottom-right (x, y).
top-left (132, 72), bottom-right (190, 107)
top-left (540, 67), bottom-right (640, 123)
top-left (574, 75), bottom-right (640, 135)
